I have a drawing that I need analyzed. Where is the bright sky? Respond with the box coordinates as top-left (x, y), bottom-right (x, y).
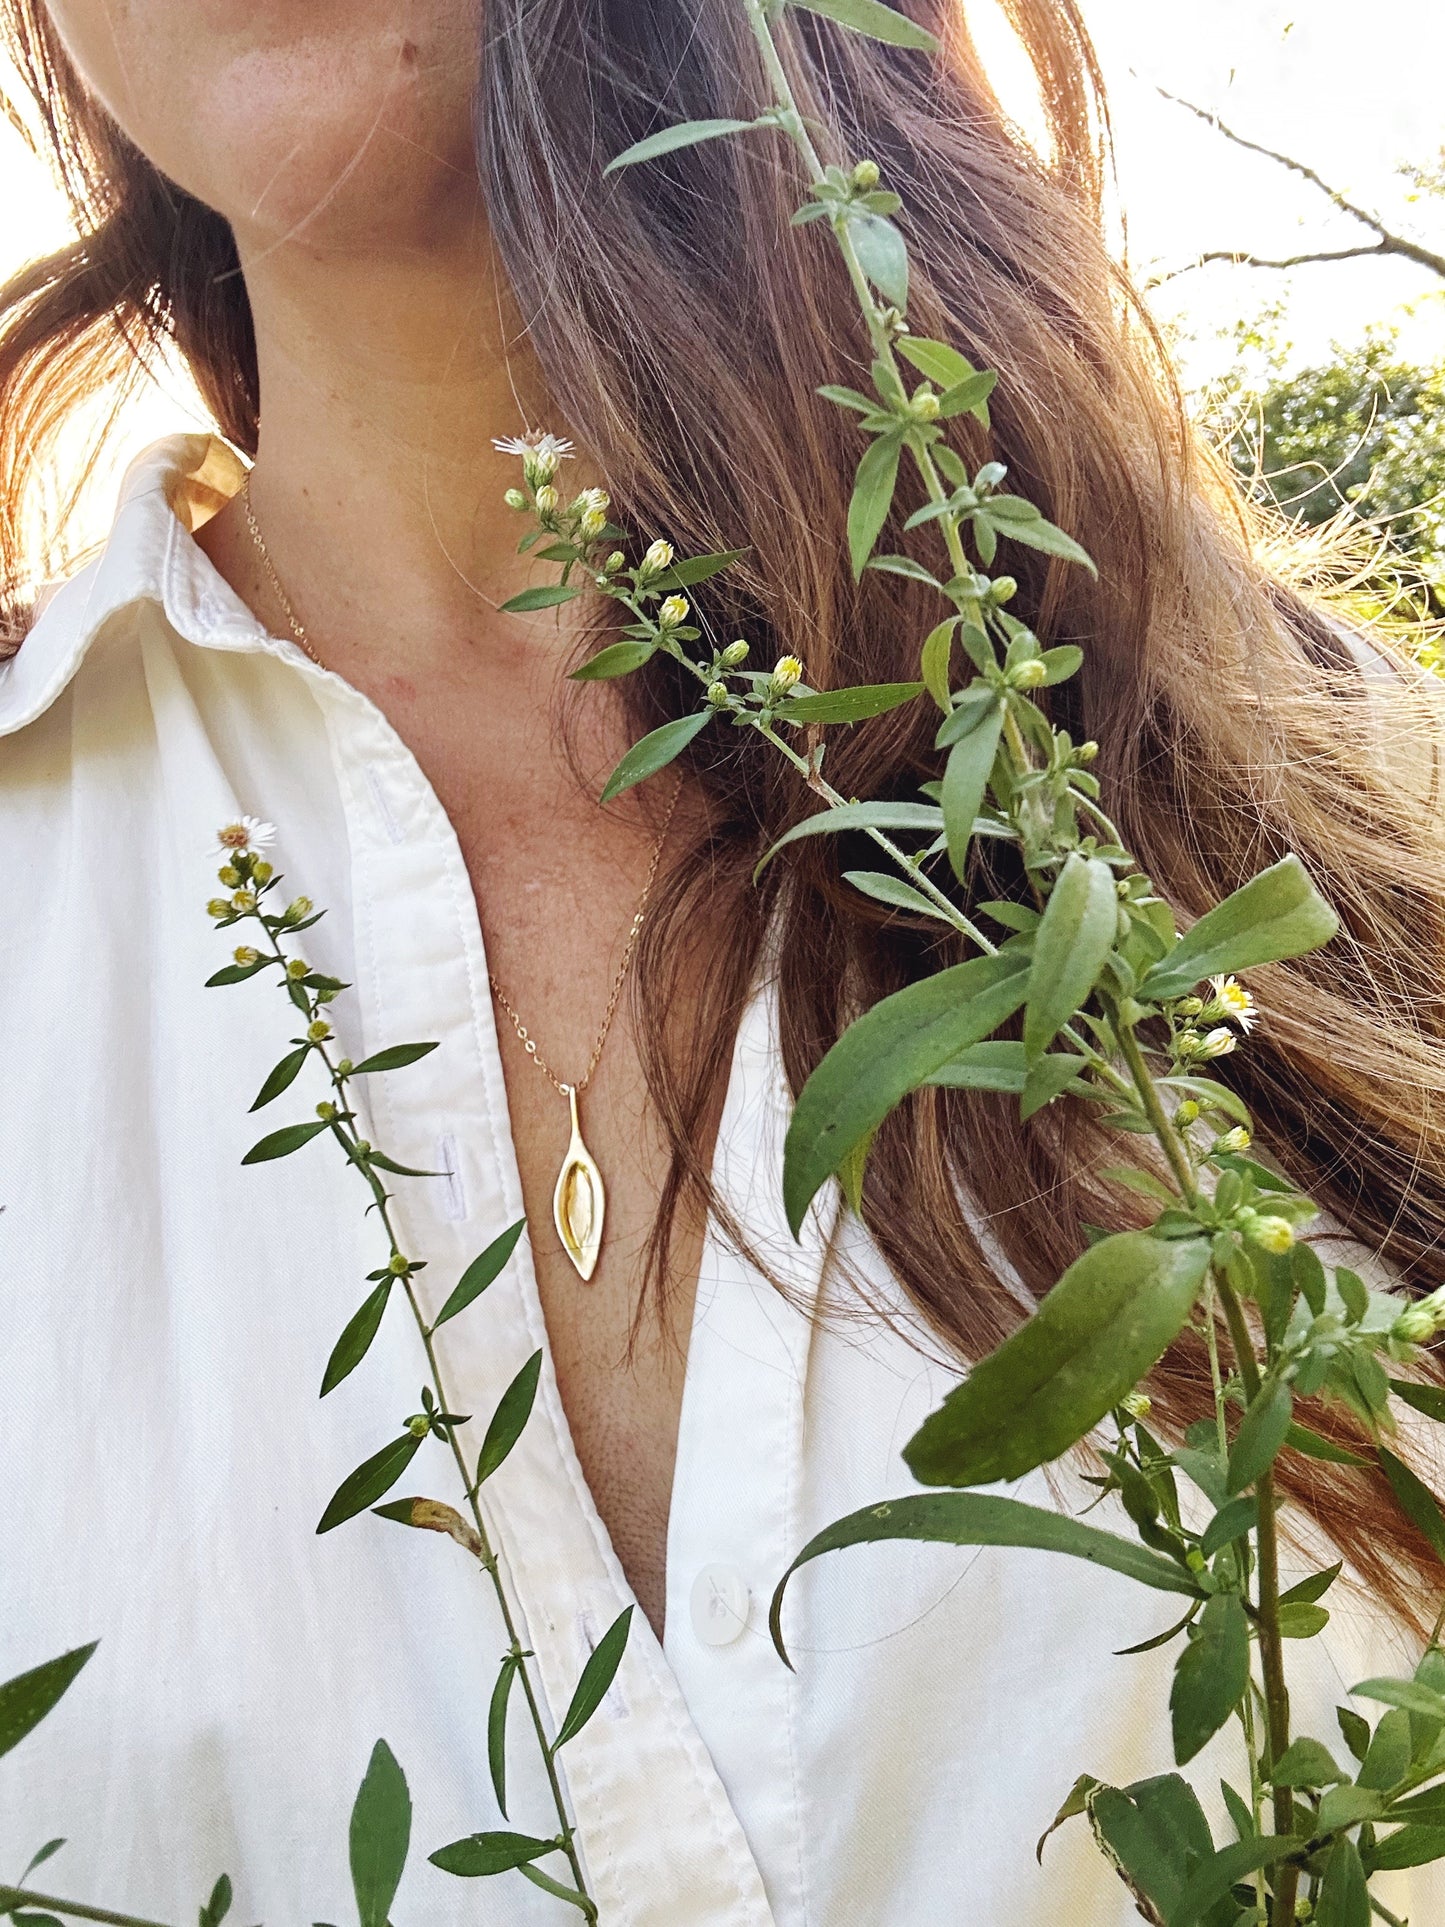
top-left (0, 0), bottom-right (1441, 513)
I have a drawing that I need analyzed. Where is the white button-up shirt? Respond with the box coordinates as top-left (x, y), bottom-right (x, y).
top-left (1, 436), bottom-right (1437, 1924)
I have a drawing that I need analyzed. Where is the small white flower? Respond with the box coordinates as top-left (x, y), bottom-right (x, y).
top-left (491, 431), bottom-right (576, 462)
top-left (1208, 974), bottom-right (1258, 1034)
top-left (1195, 1027), bottom-right (1238, 1060)
top-left (210, 815), bottom-right (276, 858)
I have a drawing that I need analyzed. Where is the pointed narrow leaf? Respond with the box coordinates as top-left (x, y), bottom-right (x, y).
top-left (1024, 852), bottom-right (1117, 1059)
top-left (552, 1607), bottom-right (633, 1753)
top-left (1171, 1836), bottom-right (1304, 1927)
top-left (600, 711), bottom-right (711, 803)
top-left (920, 617), bottom-right (958, 711)
top-left (1171, 1594), bottom-right (1249, 1764)
top-left (1019, 1052), bottom-right (1091, 1121)
top-left (990, 514), bottom-right (1096, 573)
top-left (475, 1352), bottom-right (543, 1487)
top-left (205, 957), bottom-right (270, 987)
top-left (517, 1866), bottom-right (591, 1906)
top-left (488, 1658), bottom-right (519, 1820)
top-left (782, 952), bottom-right (1030, 1233)
top-left (250, 1045), bottom-right (311, 1112)
top-left (843, 869), bottom-right (952, 921)
top-left (499, 584), bottom-right (582, 614)
top-left (432, 1220), bottom-right (526, 1331)
top-left (792, 0), bottom-right (939, 49)
top-left (242, 1119), bottom-right (329, 1165)
top-left (938, 369), bottom-right (998, 421)
top-left (771, 681), bottom-right (923, 725)
top-left (19, 1843), bottom-right (65, 1884)
top-left (896, 337), bottom-right (976, 387)
top-left (428, 1832), bottom-right (556, 1877)
top-left (1316, 1835), bottom-right (1369, 1927)
top-left (1227, 1377), bottom-right (1294, 1494)
top-left (904, 1231), bottom-right (1211, 1486)
top-left (1088, 1785), bottom-right (1184, 1919)
top-left (1379, 1446), bottom-right (1445, 1567)
top-left (649, 547), bottom-right (750, 589)
top-left (350, 1739), bottom-right (411, 1927)
top-left (941, 702), bottom-right (1004, 883)
top-left (1036, 1774), bottom-right (1100, 1863)
top-left (347, 1042), bottom-right (441, 1076)
top-left (317, 1434), bottom-right (422, 1535)
top-left (1140, 855), bottom-right (1340, 1002)
top-left (0, 1644), bottom-right (98, 1761)
top-left (604, 117), bottom-right (758, 174)
top-left (321, 1280), bottom-right (393, 1397)
top-left (1389, 1377), bottom-right (1445, 1423)
top-left (569, 640), bottom-right (657, 682)
top-left (770, 1491), bottom-right (1201, 1664)
top-left (1350, 1678), bottom-right (1445, 1721)
top-left (1284, 1422), bottom-right (1371, 1468)
top-left (198, 1875), bottom-right (232, 1927)
top-left (755, 800), bottom-right (943, 876)
top-left (924, 1039), bottom-right (1029, 1093)
top-left (847, 434), bottom-right (904, 579)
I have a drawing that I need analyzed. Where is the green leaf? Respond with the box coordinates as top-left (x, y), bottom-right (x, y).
top-left (487, 1658), bottom-right (519, 1821)
top-left (1171, 1592), bottom-right (1249, 1765)
top-left (205, 957), bottom-right (271, 987)
top-left (1279, 1602), bottom-right (1330, 1638)
top-left (782, 952), bottom-right (1029, 1234)
top-left (242, 1119), bottom-right (329, 1165)
top-left (649, 547), bottom-right (750, 588)
top-left (18, 1843), bottom-right (65, 1885)
top-left (363, 1149), bottom-right (442, 1178)
top-left (250, 1044), bottom-right (311, 1112)
top-left (1280, 1562), bottom-right (1342, 1606)
top-left (317, 1434), bottom-right (423, 1535)
top-left (347, 1042), bottom-right (441, 1076)
top-left (1036, 1774), bottom-right (1100, 1862)
top-left (1366, 1823), bottom-right (1445, 1871)
top-left (1170, 1836), bottom-right (1304, 1927)
top-left (843, 870), bottom-right (951, 920)
top-left (989, 513), bottom-right (1097, 573)
top-left (895, 337), bottom-right (976, 388)
top-left (600, 710), bottom-right (712, 804)
top-left (1272, 1737), bottom-right (1347, 1787)
top-left (321, 1280), bottom-right (393, 1398)
top-left (551, 1608), bottom-right (633, 1753)
top-left (1088, 1785), bottom-right (1184, 1919)
top-left (1358, 1706), bottom-right (1412, 1791)
top-left (428, 1832), bottom-right (556, 1877)
top-left (516, 1866), bottom-right (593, 1907)
top-left (847, 433), bottom-right (904, 578)
top-left (1198, 1496), bottom-right (1258, 1560)
top-left (1316, 1836), bottom-right (1369, 1927)
top-left (498, 584), bottom-right (583, 614)
top-left (1037, 645), bottom-right (1084, 685)
top-left (1351, 1678), bottom-right (1445, 1722)
top-left (937, 370), bottom-right (998, 421)
top-left (475, 1352), bottom-right (543, 1487)
top-left (1227, 1376), bottom-right (1294, 1494)
top-left (1139, 854), bottom-right (1340, 1002)
top-left (845, 211), bottom-right (909, 311)
top-left (790, 0), bottom-right (939, 51)
top-left (197, 1874), bottom-right (231, 1927)
top-left (904, 1230), bottom-right (1211, 1487)
top-left (920, 618), bottom-right (958, 710)
top-left (604, 116), bottom-right (759, 173)
top-left (1019, 1053), bottom-right (1091, 1121)
top-left (431, 1221), bottom-right (526, 1331)
top-left (770, 1490), bottom-right (1201, 1661)
top-left (1339, 1705), bottom-right (1372, 1763)
top-left (1379, 1446), bottom-right (1445, 1567)
top-left (755, 799), bottom-right (943, 876)
top-left (1318, 1782), bottom-right (1386, 1833)
top-left (570, 641), bottom-right (657, 682)
top-left (1284, 1422), bottom-right (1371, 1468)
top-left (772, 681), bottom-right (923, 724)
top-left (0, 1644), bottom-right (97, 1762)
top-left (941, 702), bottom-right (1004, 883)
top-left (924, 1039), bottom-right (1030, 1093)
top-left (1390, 1377), bottom-right (1445, 1423)
top-left (350, 1739), bottom-right (411, 1927)
top-left (1024, 853), bottom-right (1118, 1059)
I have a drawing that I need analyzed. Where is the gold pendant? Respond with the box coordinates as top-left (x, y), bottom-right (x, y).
top-left (553, 1085), bottom-right (605, 1282)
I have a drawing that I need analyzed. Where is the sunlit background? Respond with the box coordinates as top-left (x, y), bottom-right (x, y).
top-left (2, 0), bottom-right (1442, 562)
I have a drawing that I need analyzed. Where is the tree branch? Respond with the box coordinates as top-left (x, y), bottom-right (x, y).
top-left (1152, 87), bottom-right (1445, 284)
top-left (1147, 242), bottom-right (1393, 288)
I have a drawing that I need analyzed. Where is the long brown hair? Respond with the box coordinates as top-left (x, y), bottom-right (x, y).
top-left (5, 0), bottom-right (1445, 1624)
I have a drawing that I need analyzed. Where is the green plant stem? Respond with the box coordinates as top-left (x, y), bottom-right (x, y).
top-left (1113, 1011), bottom-right (1199, 1205)
top-left (250, 925), bottom-right (596, 1920)
top-left (0, 1891), bottom-right (172, 1927)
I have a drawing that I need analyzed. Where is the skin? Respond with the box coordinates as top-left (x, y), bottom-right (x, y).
top-left (45, 0), bottom-right (717, 1639)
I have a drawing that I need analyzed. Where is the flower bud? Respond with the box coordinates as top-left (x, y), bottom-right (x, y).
top-left (1393, 1302), bottom-right (1438, 1346)
top-left (640, 539), bottom-right (674, 576)
top-left (534, 484), bottom-right (559, 513)
top-left (230, 890), bottom-right (257, 912)
top-left (1074, 740), bottom-right (1099, 765)
top-left (405, 1412), bottom-right (433, 1439)
top-left (580, 509), bottom-right (607, 539)
top-left (218, 864), bottom-right (241, 888)
top-left (990, 576), bottom-right (1019, 605)
top-left (1196, 1027), bottom-right (1238, 1061)
top-left (912, 387), bottom-right (941, 421)
top-left (286, 958), bottom-right (309, 980)
top-left (1120, 1392), bottom-right (1152, 1421)
top-left (658, 594), bottom-right (691, 629)
top-left (283, 897), bottom-right (314, 924)
top-left (605, 550), bottom-right (626, 573)
top-left (336, 1058), bottom-right (354, 1077)
top-left (528, 445), bottom-right (560, 482)
top-left (251, 860), bottom-right (273, 884)
top-left (1010, 658), bottom-right (1047, 689)
top-left (504, 487), bottom-right (528, 511)
top-left (207, 898), bottom-right (231, 919)
top-left (1175, 996), bottom-right (1205, 1017)
top-left (1250, 1215), bottom-right (1295, 1255)
top-left (1214, 1126), bottom-right (1253, 1154)
top-left (307, 1019), bottom-right (332, 1043)
top-left (232, 945), bottom-right (259, 967)
top-left (706, 680), bottom-right (731, 708)
top-left (851, 158), bottom-right (881, 189)
top-left (1174, 1100), bottom-right (1201, 1126)
top-left (316, 1101), bottom-right (337, 1122)
top-left (771, 655), bottom-right (804, 693)
top-left (722, 638), bottom-right (750, 666)
top-left (389, 1253), bottom-right (412, 1276)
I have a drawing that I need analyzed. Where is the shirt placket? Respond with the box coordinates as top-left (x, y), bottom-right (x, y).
top-left (305, 665), bottom-right (781, 1926)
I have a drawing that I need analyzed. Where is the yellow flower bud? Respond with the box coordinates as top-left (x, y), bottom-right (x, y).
top-left (283, 897), bottom-right (314, 925)
top-left (207, 898), bottom-right (231, 919)
top-left (307, 1019), bottom-right (332, 1043)
top-left (852, 158), bottom-right (881, 190)
top-left (721, 639), bottom-right (750, 666)
top-left (771, 655), bottom-right (804, 693)
top-left (1174, 1100), bottom-right (1201, 1126)
top-left (707, 680), bottom-right (730, 707)
top-left (580, 509), bottom-right (607, 540)
top-left (1214, 1126), bottom-right (1252, 1154)
top-left (1011, 658), bottom-right (1047, 689)
top-left (388, 1252), bottom-right (412, 1276)
top-left (990, 576), bottom-right (1019, 604)
top-left (218, 865), bottom-right (241, 888)
top-left (1121, 1392), bottom-right (1152, 1421)
top-left (1393, 1302), bottom-right (1438, 1346)
top-left (316, 1101), bottom-right (337, 1122)
top-left (912, 387), bottom-right (941, 421)
top-left (641, 539), bottom-right (674, 576)
top-left (605, 550), bottom-right (626, 573)
top-left (286, 958), bottom-right (309, 980)
top-left (534, 484), bottom-right (559, 513)
top-left (230, 890), bottom-right (257, 912)
top-left (658, 594), bottom-right (690, 629)
top-left (1250, 1216), bottom-right (1295, 1255)
top-left (232, 945), bottom-right (259, 967)
top-left (251, 860), bottom-right (273, 885)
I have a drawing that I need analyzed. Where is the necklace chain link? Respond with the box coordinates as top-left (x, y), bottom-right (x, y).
top-left (239, 465), bottom-right (681, 1103)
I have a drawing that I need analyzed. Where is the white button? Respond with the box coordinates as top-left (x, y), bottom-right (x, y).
top-left (690, 1564), bottom-right (750, 1646)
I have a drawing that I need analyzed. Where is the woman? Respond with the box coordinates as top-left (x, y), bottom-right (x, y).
top-left (2, 0), bottom-right (1442, 1920)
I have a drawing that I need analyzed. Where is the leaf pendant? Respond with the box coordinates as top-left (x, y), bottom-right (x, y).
top-left (553, 1085), bottom-right (605, 1282)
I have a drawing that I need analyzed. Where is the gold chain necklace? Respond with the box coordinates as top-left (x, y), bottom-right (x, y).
top-left (239, 470), bottom-right (682, 1282)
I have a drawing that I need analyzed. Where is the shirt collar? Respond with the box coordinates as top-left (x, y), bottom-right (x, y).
top-left (0, 433), bottom-right (280, 741)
